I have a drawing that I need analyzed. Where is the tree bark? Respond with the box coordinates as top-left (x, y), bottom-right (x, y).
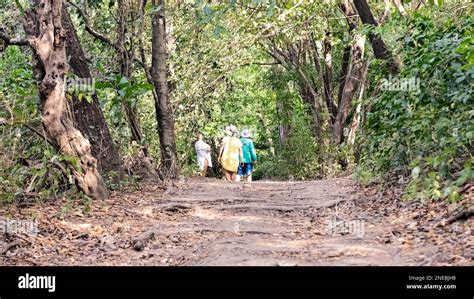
top-left (66, 0), bottom-right (149, 158)
top-left (296, 68), bottom-right (322, 140)
top-left (322, 32), bottom-right (337, 123)
top-left (265, 38), bottom-right (321, 140)
top-left (277, 99), bottom-right (289, 146)
top-left (268, 41), bottom-right (324, 141)
top-left (337, 1), bottom-right (358, 117)
top-left (61, 8), bottom-right (123, 175)
top-left (24, 0), bottom-right (107, 199)
top-left (352, 0), bottom-right (400, 73)
top-left (410, 0), bottom-right (423, 10)
top-left (380, 0), bottom-right (392, 22)
top-left (270, 50), bottom-right (290, 146)
top-left (337, 46), bottom-right (351, 108)
top-left (117, 0), bottom-right (150, 158)
top-left (332, 34), bottom-right (366, 144)
top-left (151, 0), bottom-right (179, 178)
top-left (347, 62), bottom-right (368, 145)
top-left (393, 0), bottom-right (406, 15)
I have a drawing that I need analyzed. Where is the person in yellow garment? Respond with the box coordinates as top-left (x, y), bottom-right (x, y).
top-left (218, 125), bottom-right (243, 182)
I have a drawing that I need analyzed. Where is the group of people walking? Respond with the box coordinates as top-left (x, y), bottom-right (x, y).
top-left (195, 125), bottom-right (257, 182)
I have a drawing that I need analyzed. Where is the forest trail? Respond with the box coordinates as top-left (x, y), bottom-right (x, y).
top-left (1, 178), bottom-right (471, 266)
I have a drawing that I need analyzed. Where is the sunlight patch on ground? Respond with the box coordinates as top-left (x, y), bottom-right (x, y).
top-left (191, 207), bottom-right (280, 226)
top-left (130, 206), bottom-right (154, 217)
top-left (191, 207), bottom-right (221, 220)
top-left (319, 244), bottom-right (390, 258)
top-left (255, 238), bottom-right (310, 250)
top-left (56, 221), bottom-right (105, 236)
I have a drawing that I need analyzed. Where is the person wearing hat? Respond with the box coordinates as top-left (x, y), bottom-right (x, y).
top-left (218, 125), bottom-right (243, 181)
top-left (237, 129), bottom-right (257, 182)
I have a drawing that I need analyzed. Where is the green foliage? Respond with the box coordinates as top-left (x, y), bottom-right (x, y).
top-left (106, 172), bottom-right (141, 192)
top-left (164, 1), bottom-right (351, 180)
top-left (254, 70), bottom-right (327, 180)
top-left (2, 0), bottom-right (472, 207)
top-left (0, 47), bottom-right (85, 203)
top-left (358, 8), bottom-right (473, 201)
top-left (95, 74), bottom-right (154, 155)
top-left (255, 111), bottom-right (321, 180)
top-left (0, 46), bottom-right (37, 203)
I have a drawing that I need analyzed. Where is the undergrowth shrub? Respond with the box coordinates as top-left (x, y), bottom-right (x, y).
top-left (358, 9), bottom-right (473, 201)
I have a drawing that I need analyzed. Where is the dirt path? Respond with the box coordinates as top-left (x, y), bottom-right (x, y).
top-left (1, 177), bottom-right (471, 266)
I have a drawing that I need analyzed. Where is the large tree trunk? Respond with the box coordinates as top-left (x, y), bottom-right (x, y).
top-left (352, 0), bottom-right (400, 73)
top-left (24, 0), bottom-right (107, 199)
top-left (332, 34), bottom-right (367, 144)
top-left (67, 0), bottom-right (149, 159)
top-left (61, 8), bottom-right (122, 175)
top-left (151, 0), bottom-right (179, 178)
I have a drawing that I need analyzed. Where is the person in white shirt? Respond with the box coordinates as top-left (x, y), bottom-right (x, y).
top-left (195, 132), bottom-right (212, 177)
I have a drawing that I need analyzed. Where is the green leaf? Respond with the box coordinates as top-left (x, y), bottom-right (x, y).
top-left (85, 94), bottom-right (93, 104)
top-left (95, 81), bottom-right (114, 90)
top-left (118, 76), bottom-right (129, 88)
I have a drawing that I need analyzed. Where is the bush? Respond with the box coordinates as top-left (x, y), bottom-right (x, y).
top-left (358, 9), bottom-right (473, 201)
top-left (254, 111), bottom-right (323, 181)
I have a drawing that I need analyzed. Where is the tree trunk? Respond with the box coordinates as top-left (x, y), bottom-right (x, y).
top-left (117, 0), bottom-right (150, 158)
top-left (61, 8), bottom-right (123, 176)
top-left (332, 34), bottom-right (367, 144)
top-left (410, 0), bottom-right (422, 10)
top-left (270, 53), bottom-right (289, 146)
top-left (295, 67), bottom-right (323, 141)
top-left (352, 0), bottom-right (400, 73)
top-left (151, 0), bottom-right (179, 178)
top-left (66, 0), bottom-right (148, 158)
top-left (347, 62), bottom-right (368, 145)
top-left (337, 1), bottom-right (358, 116)
top-left (322, 32), bottom-right (337, 123)
top-left (393, 0), bottom-right (406, 15)
top-left (24, 0), bottom-right (107, 199)
top-left (380, 0), bottom-right (392, 22)
top-left (337, 46), bottom-right (351, 108)
top-left (267, 40), bottom-right (324, 141)
top-left (277, 99), bottom-right (289, 146)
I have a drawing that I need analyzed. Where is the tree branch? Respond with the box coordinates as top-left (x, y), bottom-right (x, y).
top-left (24, 123), bottom-right (56, 147)
top-left (0, 29), bottom-right (28, 46)
top-left (66, 0), bottom-right (121, 52)
top-left (238, 61), bottom-right (280, 67)
top-left (138, 0), bottom-right (153, 83)
top-left (67, 0), bottom-right (147, 68)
